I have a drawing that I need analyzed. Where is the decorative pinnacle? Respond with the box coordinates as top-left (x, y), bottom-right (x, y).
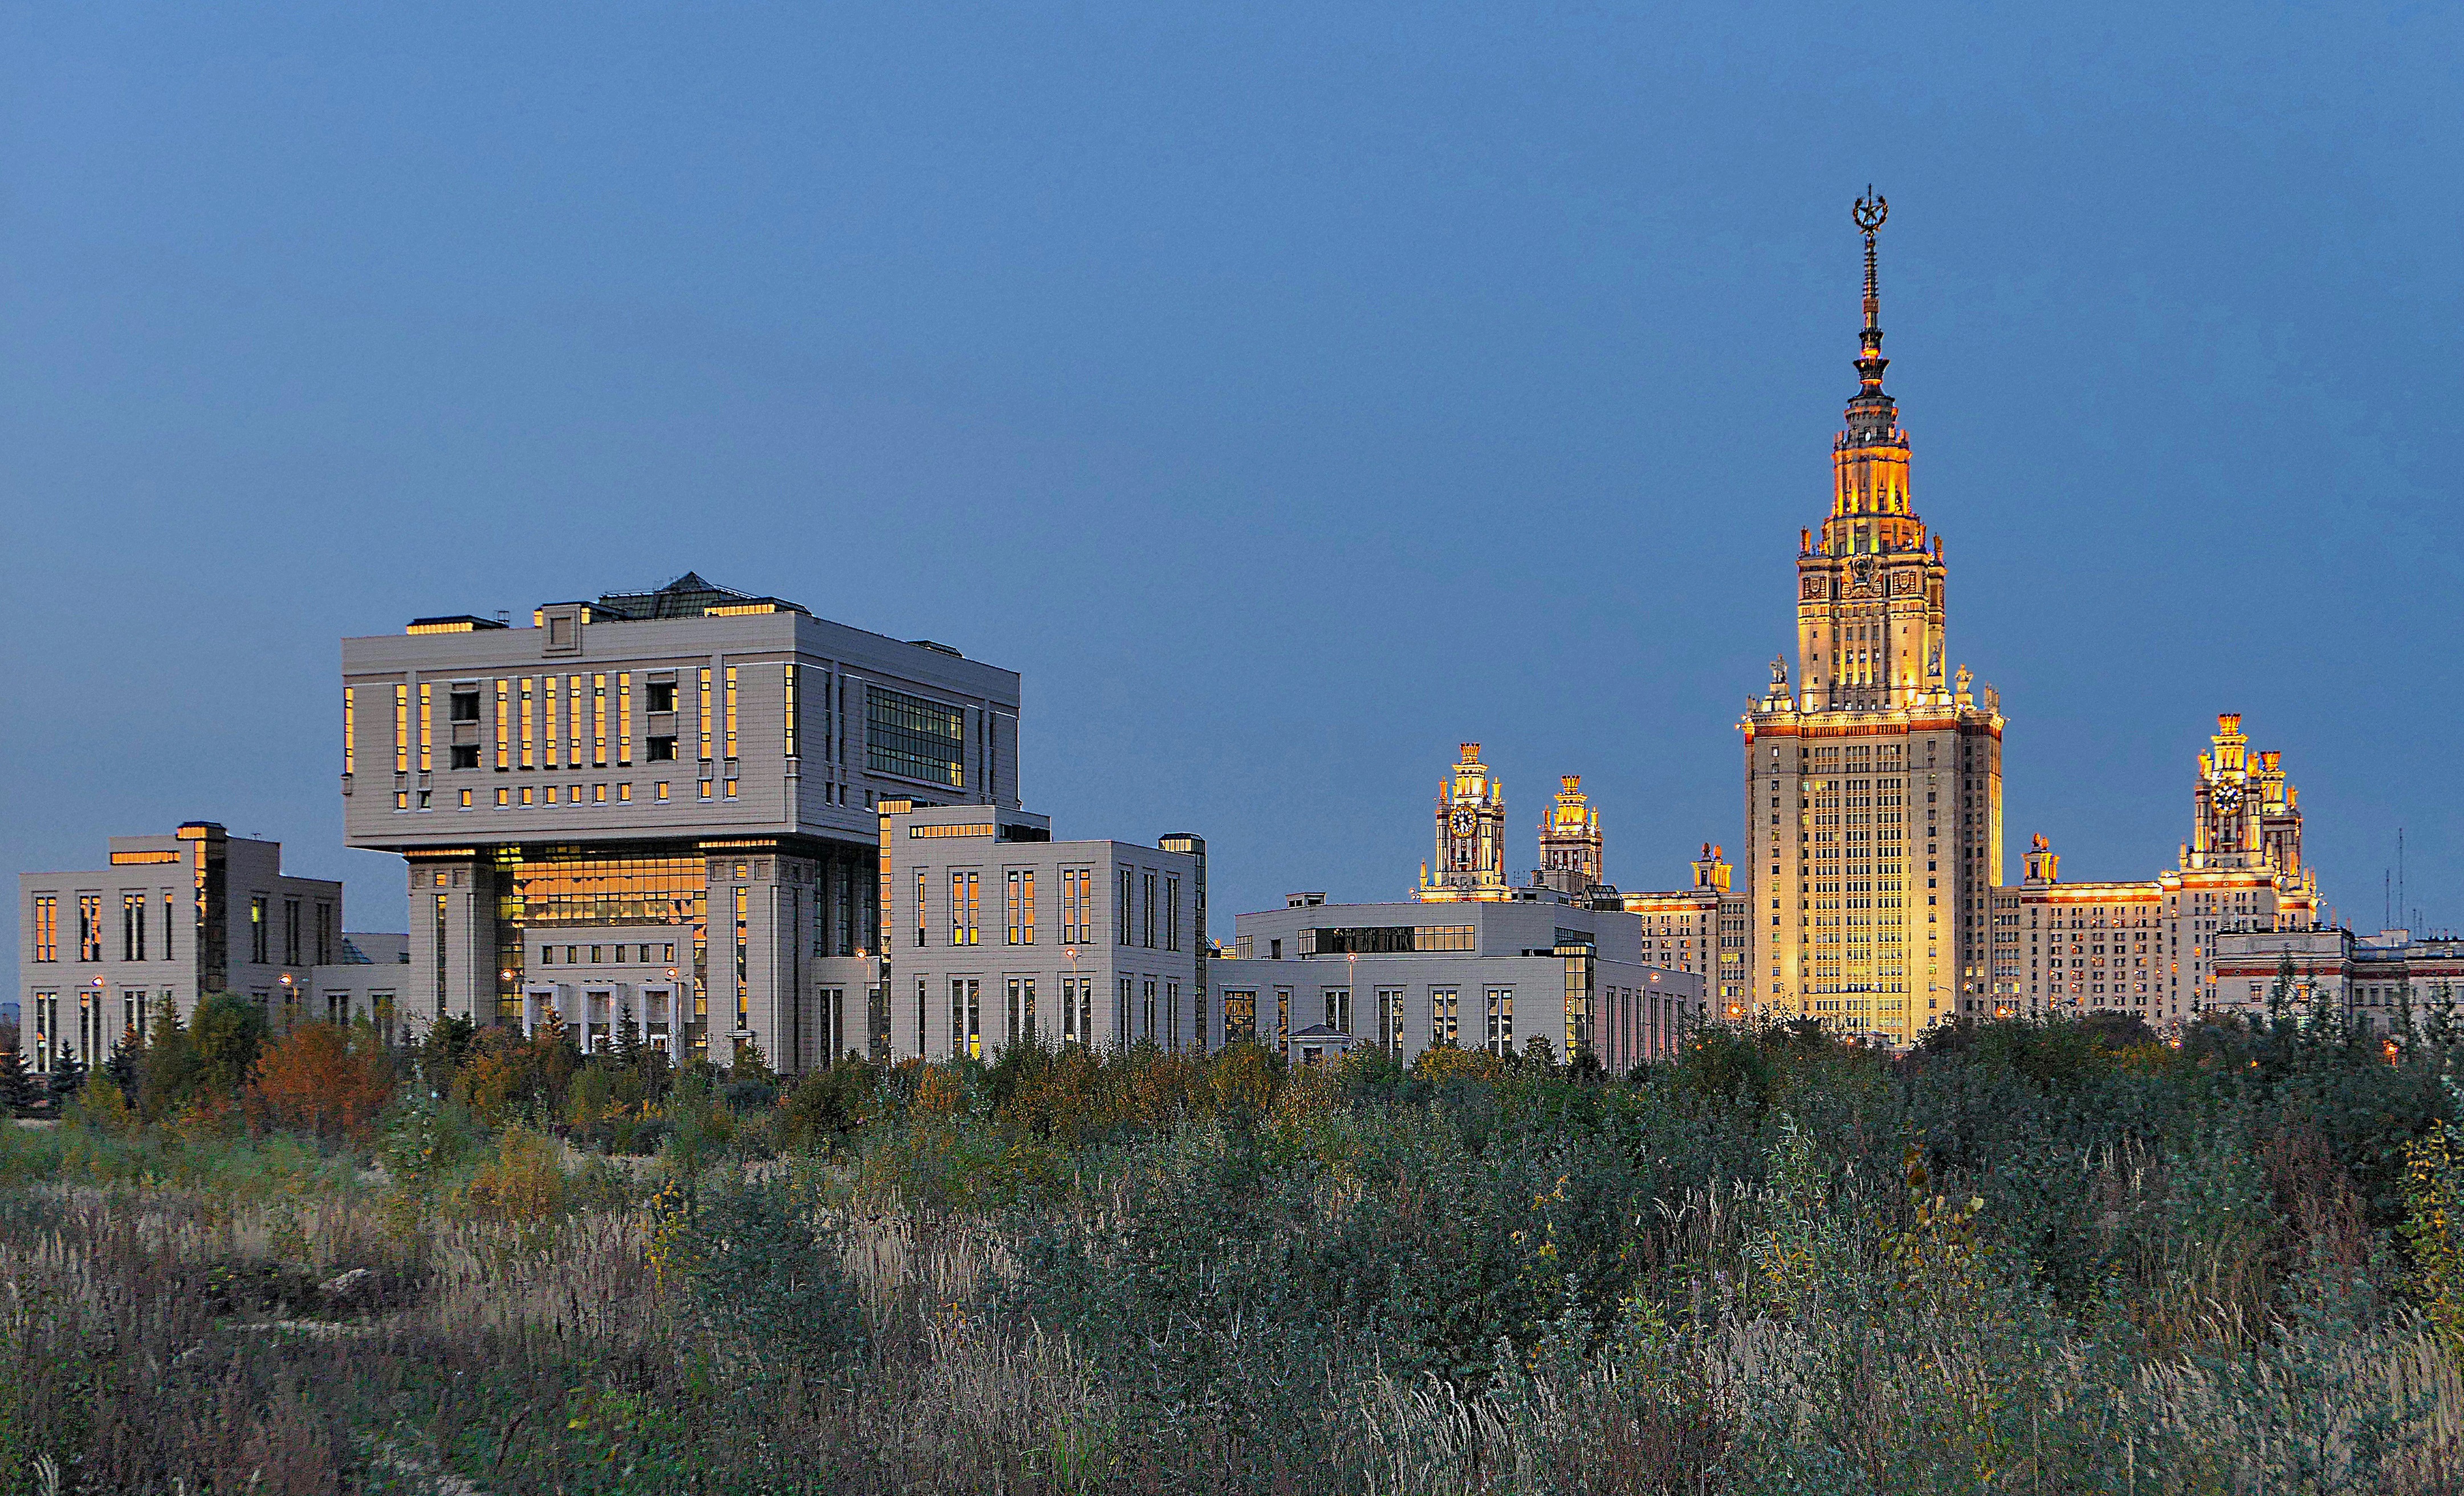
top-left (1843, 185), bottom-right (1897, 444)
top-left (1854, 186), bottom-right (1887, 334)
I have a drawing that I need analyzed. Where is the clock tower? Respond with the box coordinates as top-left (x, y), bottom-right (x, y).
top-left (1416, 743), bottom-right (1513, 901)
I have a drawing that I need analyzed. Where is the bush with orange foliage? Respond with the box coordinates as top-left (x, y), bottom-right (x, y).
top-left (244, 1022), bottom-right (399, 1140)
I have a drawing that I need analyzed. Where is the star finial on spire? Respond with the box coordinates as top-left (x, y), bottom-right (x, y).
top-left (1854, 185), bottom-right (1887, 335)
top-left (1844, 185), bottom-right (1897, 445)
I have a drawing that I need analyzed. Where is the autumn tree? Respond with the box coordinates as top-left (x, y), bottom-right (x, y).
top-left (246, 1021), bottom-right (398, 1140)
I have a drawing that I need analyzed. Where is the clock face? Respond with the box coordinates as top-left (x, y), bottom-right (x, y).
top-left (1449, 808), bottom-right (1477, 835)
top-left (2215, 783), bottom-right (2243, 812)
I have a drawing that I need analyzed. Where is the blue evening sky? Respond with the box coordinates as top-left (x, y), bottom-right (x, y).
top-left (2, 3), bottom-right (2457, 945)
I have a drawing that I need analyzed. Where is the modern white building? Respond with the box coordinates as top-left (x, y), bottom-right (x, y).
top-left (15, 823), bottom-right (405, 1070)
top-left (1216, 893), bottom-right (1707, 1070)
top-left (341, 572), bottom-right (1021, 1070)
top-left (882, 802), bottom-right (1205, 1058)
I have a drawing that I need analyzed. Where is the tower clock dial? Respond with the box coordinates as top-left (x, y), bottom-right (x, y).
top-left (1449, 807), bottom-right (1476, 836)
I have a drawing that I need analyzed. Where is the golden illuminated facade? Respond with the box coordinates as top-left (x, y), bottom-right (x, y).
top-left (1613, 845), bottom-right (1743, 993)
top-left (1416, 743), bottom-right (1514, 901)
top-left (1742, 192), bottom-right (2005, 1042)
top-left (1991, 713), bottom-right (2319, 1026)
top-left (1533, 775), bottom-right (1604, 895)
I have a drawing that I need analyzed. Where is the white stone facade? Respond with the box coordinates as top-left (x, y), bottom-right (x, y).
top-left (882, 803), bottom-right (1205, 1058)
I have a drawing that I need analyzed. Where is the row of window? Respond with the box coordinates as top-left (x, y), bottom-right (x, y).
top-left (907, 867), bottom-right (1174, 950)
top-left (349, 673), bottom-right (973, 790)
top-left (28, 892), bottom-right (331, 966)
top-left (393, 779), bottom-right (740, 811)
top-left (922, 973), bottom-right (1183, 1056)
top-left (1214, 985), bottom-right (1526, 1057)
top-left (538, 942), bottom-right (680, 966)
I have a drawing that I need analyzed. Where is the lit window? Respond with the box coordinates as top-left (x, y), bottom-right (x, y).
top-left (655, 782), bottom-right (669, 800)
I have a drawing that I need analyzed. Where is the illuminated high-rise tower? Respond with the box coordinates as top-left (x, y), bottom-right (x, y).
top-left (1741, 190), bottom-right (2006, 1040)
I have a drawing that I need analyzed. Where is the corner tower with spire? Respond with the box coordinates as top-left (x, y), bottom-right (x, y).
top-left (1742, 189), bottom-right (2006, 1044)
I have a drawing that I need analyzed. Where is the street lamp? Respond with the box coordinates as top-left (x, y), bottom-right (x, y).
top-left (1065, 947), bottom-right (1080, 1047)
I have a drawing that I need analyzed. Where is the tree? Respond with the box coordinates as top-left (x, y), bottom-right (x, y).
top-left (246, 1021), bottom-right (398, 1140)
top-left (103, 1028), bottom-right (141, 1107)
top-left (613, 1002), bottom-right (645, 1071)
top-left (139, 1005), bottom-right (202, 1120)
top-left (2266, 953), bottom-right (2299, 1032)
top-left (567, 1062), bottom-right (614, 1132)
top-left (191, 990), bottom-right (268, 1097)
top-left (420, 1014), bottom-right (477, 1082)
top-left (525, 1012), bottom-right (581, 1115)
top-left (66, 1065), bottom-right (136, 1135)
top-left (637, 1039), bottom-right (673, 1106)
top-left (0, 1046), bottom-right (36, 1117)
top-left (48, 1047), bottom-right (87, 1109)
top-left (730, 1039), bottom-right (777, 1086)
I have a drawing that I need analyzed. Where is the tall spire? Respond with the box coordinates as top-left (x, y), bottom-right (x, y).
top-left (1844, 186), bottom-right (1899, 447)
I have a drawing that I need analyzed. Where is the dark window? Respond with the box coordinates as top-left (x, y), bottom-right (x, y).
top-left (646, 682), bottom-right (676, 713)
top-left (647, 735), bottom-right (678, 762)
top-left (449, 690), bottom-right (481, 723)
top-left (1304, 924), bottom-right (1477, 955)
top-left (449, 743), bottom-right (481, 770)
top-left (866, 685), bottom-right (966, 787)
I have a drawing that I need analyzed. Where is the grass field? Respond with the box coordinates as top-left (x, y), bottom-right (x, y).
top-left (2, 1002), bottom-right (2462, 1494)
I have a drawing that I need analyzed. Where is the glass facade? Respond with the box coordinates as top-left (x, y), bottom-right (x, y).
top-left (866, 685), bottom-right (966, 787)
top-left (1302, 924), bottom-right (1476, 955)
top-left (489, 845), bottom-right (710, 1043)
